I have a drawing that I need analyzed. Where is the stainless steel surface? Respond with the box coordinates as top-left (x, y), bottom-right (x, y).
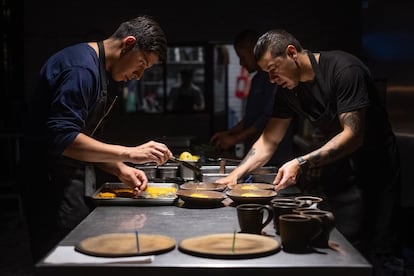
top-left (37, 206), bottom-right (372, 276)
top-left (200, 165), bottom-right (237, 173)
top-left (157, 165), bottom-right (179, 179)
top-left (134, 164), bottom-right (157, 179)
top-left (169, 156), bottom-right (201, 177)
top-left (201, 173), bottom-right (229, 183)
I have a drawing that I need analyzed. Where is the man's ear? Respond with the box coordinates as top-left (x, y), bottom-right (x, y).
top-left (286, 45), bottom-right (296, 58)
top-left (124, 36), bottom-right (136, 49)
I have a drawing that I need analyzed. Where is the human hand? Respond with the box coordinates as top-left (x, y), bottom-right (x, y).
top-left (117, 164), bottom-right (149, 193)
top-left (273, 159), bottom-right (301, 192)
top-left (129, 140), bottom-right (172, 166)
top-left (210, 131), bottom-right (237, 150)
top-left (215, 173), bottom-right (239, 188)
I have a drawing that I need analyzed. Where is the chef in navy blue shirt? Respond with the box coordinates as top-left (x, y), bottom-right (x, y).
top-left (20, 15), bottom-right (173, 263)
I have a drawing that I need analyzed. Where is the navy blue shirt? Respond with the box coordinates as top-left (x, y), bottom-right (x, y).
top-left (243, 70), bottom-right (276, 132)
top-left (25, 43), bottom-right (102, 158)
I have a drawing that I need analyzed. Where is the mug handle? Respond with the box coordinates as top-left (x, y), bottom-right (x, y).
top-left (308, 216), bottom-right (323, 241)
top-left (260, 205), bottom-right (274, 229)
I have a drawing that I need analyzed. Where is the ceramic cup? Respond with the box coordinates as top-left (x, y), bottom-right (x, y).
top-left (271, 201), bottom-right (303, 235)
top-left (236, 203), bottom-right (273, 235)
top-left (294, 195), bottom-right (323, 208)
top-left (296, 209), bottom-right (335, 248)
top-left (279, 213), bottom-right (322, 253)
top-left (270, 197), bottom-right (304, 205)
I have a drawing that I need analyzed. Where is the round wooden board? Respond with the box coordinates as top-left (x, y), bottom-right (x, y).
top-left (179, 233), bottom-right (280, 259)
top-left (75, 233), bottom-right (176, 257)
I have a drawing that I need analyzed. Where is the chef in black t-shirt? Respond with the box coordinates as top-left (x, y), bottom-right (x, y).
top-left (216, 29), bottom-right (402, 276)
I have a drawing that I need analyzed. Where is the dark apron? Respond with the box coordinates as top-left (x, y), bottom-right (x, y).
top-left (293, 51), bottom-right (364, 245)
top-left (298, 52), bottom-right (401, 255)
top-left (293, 51), bottom-right (358, 195)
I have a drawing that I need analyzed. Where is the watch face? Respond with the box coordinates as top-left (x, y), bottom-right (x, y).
top-left (297, 157), bottom-right (306, 166)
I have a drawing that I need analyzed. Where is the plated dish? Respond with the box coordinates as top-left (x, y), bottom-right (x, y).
top-left (226, 189), bottom-right (277, 205)
top-left (93, 182), bottom-right (178, 206)
top-left (179, 233), bottom-right (280, 259)
top-left (228, 183), bottom-right (275, 190)
top-left (176, 189), bottom-right (227, 206)
top-left (75, 233), bottom-right (176, 257)
top-left (180, 182), bottom-right (227, 192)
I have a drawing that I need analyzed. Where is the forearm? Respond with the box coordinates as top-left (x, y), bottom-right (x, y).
top-left (300, 111), bottom-right (365, 168)
top-left (95, 162), bottom-right (126, 177)
top-left (230, 134), bottom-right (275, 179)
top-left (301, 131), bottom-right (361, 168)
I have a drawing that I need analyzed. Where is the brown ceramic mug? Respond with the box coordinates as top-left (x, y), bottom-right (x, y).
top-left (297, 209), bottom-right (335, 248)
top-left (271, 201), bottom-right (303, 235)
top-left (279, 213), bottom-right (322, 252)
top-left (236, 203), bottom-right (273, 235)
top-left (294, 195), bottom-right (323, 208)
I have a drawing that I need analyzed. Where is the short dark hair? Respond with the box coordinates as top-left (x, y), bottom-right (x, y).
top-left (111, 15), bottom-right (167, 62)
top-left (254, 29), bottom-right (303, 61)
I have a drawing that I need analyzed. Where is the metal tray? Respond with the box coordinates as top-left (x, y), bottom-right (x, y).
top-left (92, 182), bottom-right (178, 206)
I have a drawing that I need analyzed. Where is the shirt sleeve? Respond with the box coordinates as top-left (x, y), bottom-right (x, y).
top-left (46, 67), bottom-right (98, 157)
top-left (334, 65), bottom-right (370, 114)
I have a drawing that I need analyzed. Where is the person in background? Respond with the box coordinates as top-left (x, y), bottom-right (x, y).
top-left (216, 29), bottom-right (404, 275)
top-left (210, 29), bottom-right (294, 167)
top-left (167, 68), bottom-right (205, 112)
top-left (20, 15), bottom-right (173, 263)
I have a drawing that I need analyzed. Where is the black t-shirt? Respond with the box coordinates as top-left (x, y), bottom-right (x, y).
top-left (273, 50), bottom-right (392, 149)
top-left (273, 50), bottom-right (398, 196)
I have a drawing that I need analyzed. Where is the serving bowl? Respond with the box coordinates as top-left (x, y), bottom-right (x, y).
top-left (180, 182), bottom-right (227, 192)
top-left (226, 189), bottom-right (277, 205)
top-left (176, 190), bottom-right (227, 206)
top-left (228, 183), bottom-right (275, 191)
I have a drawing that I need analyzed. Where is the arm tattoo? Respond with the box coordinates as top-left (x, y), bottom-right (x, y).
top-left (341, 112), bottom-right (362, 135)
top-left (308, 110), bottom-right (363, 167)
top-left (240, 148), bottom-right (255, 165)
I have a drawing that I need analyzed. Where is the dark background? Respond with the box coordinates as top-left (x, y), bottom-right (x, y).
top-left (1, 1), bottom-right (414, 274)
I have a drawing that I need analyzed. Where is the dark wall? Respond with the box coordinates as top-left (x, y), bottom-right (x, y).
top-left (23, 0), bottom-right (362, 101)
top-left (21, 0), bottom-right (363, 146)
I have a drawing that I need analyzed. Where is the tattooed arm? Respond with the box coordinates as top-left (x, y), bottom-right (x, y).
top-left (273, 108), bottom-right (366, 191)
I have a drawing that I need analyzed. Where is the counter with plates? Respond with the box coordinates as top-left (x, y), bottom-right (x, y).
top-left (36, 205), bottom-right (372, 276)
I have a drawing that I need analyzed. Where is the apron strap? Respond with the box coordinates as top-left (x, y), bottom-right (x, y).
top-left (306, 50), bottom-right (333, 104)
top-left (90, 41), bottom-right (118, 136)
top-left (97, 41), bottom-right (108, 97)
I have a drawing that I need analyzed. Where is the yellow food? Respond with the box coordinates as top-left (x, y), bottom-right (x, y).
top-left (114, 188), bottom-right (134, 194)
top-left (241, 185), bottom-right (258, 190)
top-left (190, 193), bottom-right (209, 198)
top-left (179, 151), bottom-right (200, 161)
top-left (97, 192), bottom-right (116, 198)
top-left (145, 186), bottom-right (176, 198)
top-left (113, 188), bottom-right (135, 198)
top-left (179, 151), bottom-right (193, 161)
top-left (241, 193), bottom-right (259, 197)
top-left (191, 155), bottom-right (200, 161)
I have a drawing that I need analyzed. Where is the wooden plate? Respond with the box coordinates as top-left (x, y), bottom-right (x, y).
top-left (180, 182), bottom-right (227, 192)
top-left (75, 233), bottom-right (176, 257)
top-left (176, 190), bottom-right (227, 206)
top-left (179, 233), bottom-right (280, 259)
top-left (228, 183), bottom-right (275, 190)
